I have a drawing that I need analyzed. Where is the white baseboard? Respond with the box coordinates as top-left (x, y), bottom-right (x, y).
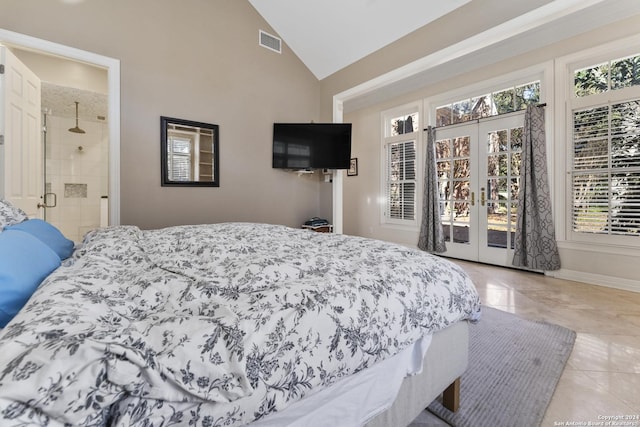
top-left (547, 269), bottom-right (640, 294)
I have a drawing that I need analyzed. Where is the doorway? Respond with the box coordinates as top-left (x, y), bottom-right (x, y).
top-left (0, 28), bottom-right (120, 228)
top-left (435, 112), bottom-right (525, 267)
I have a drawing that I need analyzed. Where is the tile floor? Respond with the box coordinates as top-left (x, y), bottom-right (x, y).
top-left (449, 259), bottom-right (640, 426)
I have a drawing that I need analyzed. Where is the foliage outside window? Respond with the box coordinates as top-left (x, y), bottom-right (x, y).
top-left (574, 54), bottom-right (640, 97)
top-left (571, 53), bottom-right (640, 238)
top-left (435, 82), bottom-right (540, 127)
top-left (383, 111), bottom-right (418, 224)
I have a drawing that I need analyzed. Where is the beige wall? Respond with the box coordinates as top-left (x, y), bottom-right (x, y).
top-left (320, 7), bottom-right (640, 290)
top-left (10, 49), bottom-right (108, 95)
top-left (0, 0), bottom-right (322, 229)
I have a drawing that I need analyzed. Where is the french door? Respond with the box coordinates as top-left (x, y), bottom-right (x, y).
top-left (435, 113), bottom-right (524, 267)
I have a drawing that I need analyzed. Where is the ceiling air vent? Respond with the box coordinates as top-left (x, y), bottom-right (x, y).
top-left (259, 30), bottom-right (282, 54)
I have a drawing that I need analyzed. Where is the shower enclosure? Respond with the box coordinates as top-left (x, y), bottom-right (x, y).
top-left (42, 86), bottom-right (109, 243)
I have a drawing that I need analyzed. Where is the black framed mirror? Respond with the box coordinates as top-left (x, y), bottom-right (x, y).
top-left (161, 116), bottom-right (220, 187)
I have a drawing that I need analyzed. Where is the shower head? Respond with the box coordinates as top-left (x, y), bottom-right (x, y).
top-left (68, 101), bottom-right (86, 134)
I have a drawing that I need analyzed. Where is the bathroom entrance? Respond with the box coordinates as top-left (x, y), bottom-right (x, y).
top-left (42, 84), bottom-right (109, 242)
top-left (8, 47), bottom-right (110, 243)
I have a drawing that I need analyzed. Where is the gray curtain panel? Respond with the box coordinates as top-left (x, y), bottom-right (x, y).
top-left (512, 105), bottom-right (561, 270)
top-left (418, 126), bottom-right (447, 253)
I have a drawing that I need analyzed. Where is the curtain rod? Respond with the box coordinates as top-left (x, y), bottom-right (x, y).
top-left (425, 103), bottom-right (547, 131)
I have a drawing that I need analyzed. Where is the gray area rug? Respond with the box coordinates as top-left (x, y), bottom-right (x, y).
top-left (411, 306), bottom-right (576, 427)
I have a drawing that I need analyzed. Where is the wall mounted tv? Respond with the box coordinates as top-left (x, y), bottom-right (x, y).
top-left (272, 123), bottom-right (352, 170)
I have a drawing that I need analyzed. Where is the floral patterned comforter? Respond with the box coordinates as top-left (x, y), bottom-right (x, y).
top-left (0, 223), bottom-right (481, 426)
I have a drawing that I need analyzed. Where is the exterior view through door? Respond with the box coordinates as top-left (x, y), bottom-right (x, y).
top-left (433, 81), bottom-right (540, 267)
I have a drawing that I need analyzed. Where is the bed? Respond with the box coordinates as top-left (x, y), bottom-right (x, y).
top-left (0, 203), bottom-right (481, 426)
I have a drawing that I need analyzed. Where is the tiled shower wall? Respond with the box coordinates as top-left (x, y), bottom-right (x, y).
top-left (44, 115), bottom-right (108, 242)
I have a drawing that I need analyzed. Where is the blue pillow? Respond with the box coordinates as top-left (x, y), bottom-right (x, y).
top-left (6, 219), bottom-right (74, 260)
top-left (0, 229), bottom-right (61, 328)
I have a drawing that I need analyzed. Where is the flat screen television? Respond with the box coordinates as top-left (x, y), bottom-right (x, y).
top-left (272, 123), bottom-right (352, 170)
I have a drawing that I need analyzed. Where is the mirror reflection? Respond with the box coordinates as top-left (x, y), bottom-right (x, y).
top-left (161, 117), bottom-right (219, 187)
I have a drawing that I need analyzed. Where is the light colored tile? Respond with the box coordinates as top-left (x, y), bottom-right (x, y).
top-left (580, 371), bottom-right (640, 411)
top-left (541, 308), bottom-right (640, 335)
top-left (475, 285), bottom-right (537, 308)
top-left (541, 368), bottom-right (636, 426)
top-left (567, 333), bottom-right (640, 374)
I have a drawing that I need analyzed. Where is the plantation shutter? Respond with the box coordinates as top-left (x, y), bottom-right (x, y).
top-left (386, 140), bottom-right (416, 221)
top-left (168, 137), bottom-right (192, 181)
top-left (572, 101), bottom-right (640, 236)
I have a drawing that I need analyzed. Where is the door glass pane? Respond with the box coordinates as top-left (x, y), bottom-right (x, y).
top-left (437, 160), bottom-right (451, 179)
top-left (487, 201), bottom-right (508, 248)
top-left (487, 130), bottom-right (508, 153)
top-left (510, 178), bottom-right (520, 200)
top-left (442, 223), bottom-right (452, 242)
top-left (454, 137), bottom-right (470, 157)
top-left (511, 152), bottom-right (521, 177)
top-left (487, 178), bottom-right (507, 201)
top-left (436, 139), bottom-right (451, 158)
top-left (511, 127), bottom-right (523, 150)
top-left (454, 160), bottom-right (470, 178)
top-left (487, 155), bottom-right (500, 176)
top-left (453, 198), bottom-right (470, 244)
top-left (509, 202), bottom-right (518, 249)
top-left (453, 224), bottom-right (470, 244)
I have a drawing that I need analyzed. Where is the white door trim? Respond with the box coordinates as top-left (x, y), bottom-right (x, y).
top-left (0, 28), bottom-right (121, 225)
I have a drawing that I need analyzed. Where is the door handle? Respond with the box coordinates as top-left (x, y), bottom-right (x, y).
top-left (471, 192), bottom-right (475, 206)
top-left (38, 192), bottom-right (57, 209)
top-left (481, 188), bottom-right (486, 206)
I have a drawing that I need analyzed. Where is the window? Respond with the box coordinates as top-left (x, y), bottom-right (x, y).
top-left (386, 140), bottom-right (417, 221)
top-left (382, 107), bottom-right (419, 225)
top-left (168, 136), bottom-right (193, 181)
top-left (435, 81), bottom-right (540, 127)
top-left (570, 53), bottom-right (640, 239)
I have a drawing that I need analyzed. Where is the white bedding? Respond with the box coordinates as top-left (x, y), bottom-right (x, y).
top-left (252, 334), bottom-right (433, 427)
top-left (0, 223), bottom-right (480, 426)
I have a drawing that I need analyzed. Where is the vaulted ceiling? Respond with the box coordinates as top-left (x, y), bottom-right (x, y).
top-left (249, 0), bottom-right (640, 97)
top-left (248, 0), bottom-right (471, 80)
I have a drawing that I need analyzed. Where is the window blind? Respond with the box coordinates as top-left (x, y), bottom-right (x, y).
top-left (168, 137), bottom-right (192, 181)
top-left (572, 101), bottom-right (640, 236)
top-left (386, 140), bottom-right (416, 221)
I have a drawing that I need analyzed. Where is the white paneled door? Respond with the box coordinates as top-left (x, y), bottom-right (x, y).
top-left (0, 46), bottom-right (42, 218)
top-left (435, 113), bottom-right (524, 267)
